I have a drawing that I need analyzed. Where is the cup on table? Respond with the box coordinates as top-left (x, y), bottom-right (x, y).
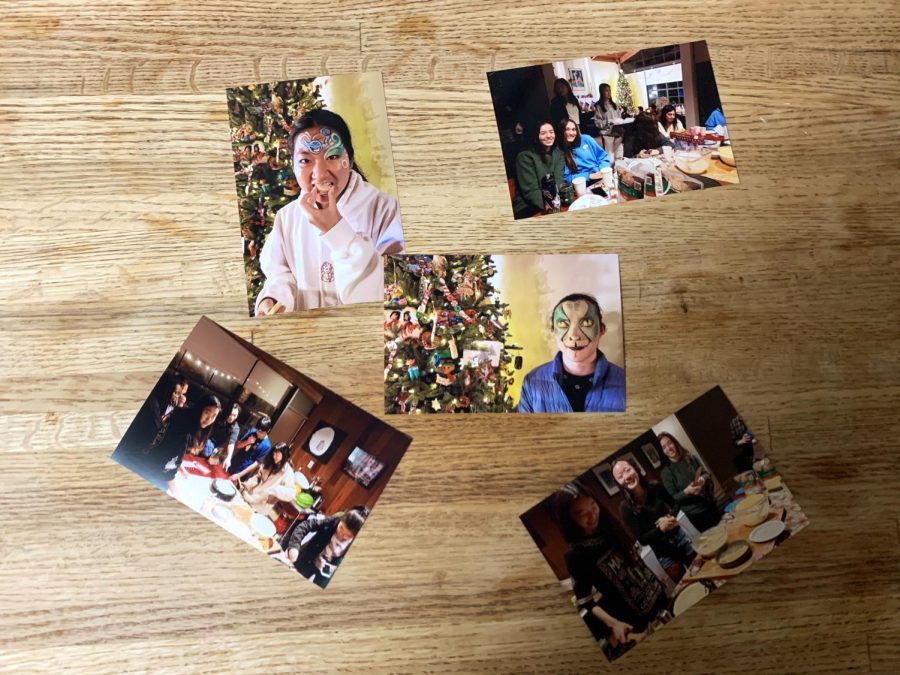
top-left (662, 145), bottom-right (674, 161)
top-left (600, 167), bottom-right (614, 193)
top-left (572, 176), bottom-right (587, 197)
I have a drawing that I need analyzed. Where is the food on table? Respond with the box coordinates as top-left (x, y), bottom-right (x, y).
top-left (664, 169), bottom-right (703, 193)
top-left (673, 583), bottom-right (709, 616)
top-left (675, 150), bottom-right (712, 175)
top-left (717, 540), bottom-right (752, 569)
top-left (763, 476), bottom-right (783, 491)
top-left (693, 524), bottom-right (728, 558)
top-left (211, 478), bottom-right (237, 501)
top-left (734, 492), bottom-right (770, 526)
top-left (718, 145), bottom-right (735, 167)
top-left (749, 519), bottom-right (786, 544)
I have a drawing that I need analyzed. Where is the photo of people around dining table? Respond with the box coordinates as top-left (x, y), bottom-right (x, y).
top-left (112, 316), bottom-right (411, 588)
top-left (487, 41), bottom-right (739, 219)
top-left (383, 254), bottom-right (624, 414)
top-left (520, 386), bottom-right (808, 661)
top-left (227, 71), bottom-right (405, 316)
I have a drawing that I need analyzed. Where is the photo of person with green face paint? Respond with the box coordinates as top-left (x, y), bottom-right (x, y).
top-left (517, 293), bottom-right (625, 413)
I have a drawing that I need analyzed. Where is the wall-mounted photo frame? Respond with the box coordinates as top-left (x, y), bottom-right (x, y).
top-left (342, 447), bottom-right (386, 488)
top-left (567, 67), bottom-right (586, 91)
top-left (304, 420), bottom-right (346, 464)
top-left (641, 442), bottom-right (662, 469)
top-left (592, 462), bottom-right (619, 497)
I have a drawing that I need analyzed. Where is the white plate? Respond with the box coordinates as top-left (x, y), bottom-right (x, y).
top-left (569, 194), bottom-right (613, 211)
top-left (250, 512), bottom-right (276, 538)
top-left (213, 479), bottom-right (236, 497)
top-left (294, 471), bottom-right (311, 490)
top-left (308, 426), bottom-right (336, 456)
top-left (673, 583), bottom-right (709, 616)
top-left (749, 519), bottom-right (786, 543)
top-left (209, 502), bottom-right (233, 523)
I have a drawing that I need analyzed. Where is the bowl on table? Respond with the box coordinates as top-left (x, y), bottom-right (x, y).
top-left (211, 478), bottom-right (237, 501)
top-left (674, 148), bottom-right (712, 174)
top-left (717, 145), bottom-right (736, 167)
top-left (250, 512), bottom-right (276, 539)
top-left (692, 524), bottom-right (728, 559)
top-left (734, 492), bottom-right (771, 527)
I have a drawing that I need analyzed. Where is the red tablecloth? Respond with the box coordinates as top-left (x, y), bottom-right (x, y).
top-left (180, 454), bottom-right (230, 480)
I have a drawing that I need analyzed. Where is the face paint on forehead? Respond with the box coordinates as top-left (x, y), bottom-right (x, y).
top-left (553, 299), bottom-right (601, 343)
top-left (296, 128), bottom-right (346, 158)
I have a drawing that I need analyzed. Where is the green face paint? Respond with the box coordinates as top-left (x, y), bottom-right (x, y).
top-left (553, 300), bottom-right (601, 348)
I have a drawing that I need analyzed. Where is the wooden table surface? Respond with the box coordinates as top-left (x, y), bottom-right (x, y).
top-left (1, 1), bottom-right (898, 673)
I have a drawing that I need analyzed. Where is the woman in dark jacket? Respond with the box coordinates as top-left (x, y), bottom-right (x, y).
top-left (550, 77), bottom-right (580, 128)
top-left (658, 433), bottom-right (721, 532)
top-left (286, 506), bottom-right (369, 587)
top-left (137, 394), bottom-right (222, 490)
top-left (611, 458), bottom-right (696, 579)
top-left (555, 483), bottom-right (669, 661)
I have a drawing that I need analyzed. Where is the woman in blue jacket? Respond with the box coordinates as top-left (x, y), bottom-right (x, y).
top-left (558, 119), bottom-right (611, 188)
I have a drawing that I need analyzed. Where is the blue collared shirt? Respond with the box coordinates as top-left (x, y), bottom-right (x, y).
top-left (517, 351), bottom-right (625, 413)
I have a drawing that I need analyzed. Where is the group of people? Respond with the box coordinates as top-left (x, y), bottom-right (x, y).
top-left (512, 76), bottom-right (727, 217)
top-left (553, 434), bottom-right (723, 659)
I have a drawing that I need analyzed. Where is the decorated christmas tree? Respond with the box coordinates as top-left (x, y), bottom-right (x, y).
top-left (615, 68), bottom-right (636, 114)
top-left (227, 79), bottom-right (324, 313)
top-left (384, 255), bottom-right (521, 414)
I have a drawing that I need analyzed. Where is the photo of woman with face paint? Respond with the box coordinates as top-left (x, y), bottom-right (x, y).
top-left (553, 482), bottom-right (670, 661)
top-left (253, 108), bottom-right (405, 315)
top-left (517, 293), bottom-right (625, 413)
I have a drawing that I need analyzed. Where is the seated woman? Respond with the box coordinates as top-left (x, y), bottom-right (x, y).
top-left (137, 394), bottom-right (222, 491)
top-left (554, 483), bottom-right (669, 661)
top-left (557, 119), bottom-right (611, 189)
top-left (255, 109), bottom-right (404, 315)
top-left (240, 441), bottom-right (296, 520)
top-left (286, 506), bottom-right (369, 588)
top-left (657, 433), bottom-right (721, 532)
top-left (625, 111), bottom-right (674, 159)
top-left (611, 458), bottom-right (696, 580)
top-left (512, 120), bottom-right (566, 219)
top-left (657, 104), bottom-right (684, 138)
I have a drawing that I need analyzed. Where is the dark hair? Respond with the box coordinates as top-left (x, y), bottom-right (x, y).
top-left (549, 293), bottom-right (604, 330)
top-left (389, 310), bottom-right (401, 320)
top-left (656, 432), bottom-right (685, 464)
top-left (553, 78), bottom-right (578, 106)
top-left (230, 402), bottom-right (241, 417)
top-left (341, 506), bottom-right (369, 535)
top-left (174, 374), bottom-right (189, 388)
top-left (402, 310), bottom-right (412, 321)
top-left (553, 482), bottom-right (636, 560)
top-left (530, 119), bottom-right (557, 157)
top-left (597, 83), bottom-right (617, 109)
top-left (264, 441), bottom-right (291, 472)
top-left (659, 104), bottom-right (678, 131)
top-left (612, 458), bottom-right (663, 517)
top-left (190, 394), bottom-right (222, 450)
top-left (556, 119), bottom-right (582, 174)
top-left (631, 111), bottom-right (664, 154)
top-left (287, 108), bottom-right (367, 181)
top-left (257, 416), bottom-right (273, 432)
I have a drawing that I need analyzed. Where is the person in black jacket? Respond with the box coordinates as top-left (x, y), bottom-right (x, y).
top-left (611, 458), bottom-right (696, 580)
top-left (554, 483), bottom-right (669, 661)
top-left (286, 506), bottom-right (369, 587)
top-left (549, 78), bottom-right (581, 129)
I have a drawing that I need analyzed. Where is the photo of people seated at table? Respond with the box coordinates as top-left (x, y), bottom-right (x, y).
top-left (112, 317), bottom-right (411, 588)
top-left (227, 72), bottom-right (405, 316)
top-left (520, 386), bottom-right (808, 661)
top-left (487, 41), bottom-right (739, 219)
top-left (383, 254), bottom-right (624, 414)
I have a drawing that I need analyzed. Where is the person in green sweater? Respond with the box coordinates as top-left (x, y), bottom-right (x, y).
top-left (513, 119), bottom-right (566, 219)
top-left (658, 432), bottom-right (721, 532)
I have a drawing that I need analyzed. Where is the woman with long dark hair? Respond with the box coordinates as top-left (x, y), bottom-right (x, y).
top-left (625, 111), bottom-right (674, 159)
top-left (593, 83), bottom-right (624, 159)
top-left (657, 433), bottom-right (721, 532)
top-left (657, 104), bottom-right (684, 137)
top-left (255, 108), bottom-right (405, 315)
top-left (241, 441), bottom-right (296, 519)
top-left (554, 482), bottom-right (669, 660)
top-left (612, 458), bottom-right (696, 579)
top-left (512, 119), bottom-right (566, 219)
top-left (550, 78), bottom-right (580, 128)
top-left (557, 118), bottom-right (611, 188)
top-left (139, 394), bottom-right (222, 490)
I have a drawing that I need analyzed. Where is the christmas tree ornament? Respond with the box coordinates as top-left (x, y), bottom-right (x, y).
top-left (448, 337), bottom-right (458, 359)
top-left (407, 359), bottom-right (420, 380)
top-left (431, 399), bottom-right (442, 411)
top-left (432, 254), bottom-right (448, 277)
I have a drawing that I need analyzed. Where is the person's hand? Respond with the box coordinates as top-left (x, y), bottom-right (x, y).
top-left (287, 548), bottom-right (299, 563)
top-left (299, 187), bottom-right (342, 233)
top-left (589, 172), bottom-right (603, 181)
top-left (256, 298), bottom-right (285, 317)
top-left (684, 482), bottom-right (702, 496)
top-left (657, 515), bottom-right (679, 532)
top-left (649, 149), bottom-right (661, 157)
top-left (637, 149), bottom-right (650, 159)
top-left (609, 619), bottom-right (634, 645)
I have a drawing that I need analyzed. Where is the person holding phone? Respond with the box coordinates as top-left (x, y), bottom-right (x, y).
top-left (658, 433), bottom-right (721, 532)
top-left (285, 507), bottom-right (369, 587)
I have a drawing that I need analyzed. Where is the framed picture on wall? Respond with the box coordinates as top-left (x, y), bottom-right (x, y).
top-left (593, 462), bottom-right (619, 497)
top-left (568, 68), bottom-right (586, 91)
top-left (641, 442), bottom-right (662, 469)
top-left (342, 447), bottom-right (386, 488)
top-left (304, 421), bottom-right (346, 464)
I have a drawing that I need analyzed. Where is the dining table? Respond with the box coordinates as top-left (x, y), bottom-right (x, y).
top-left (167, 455), bottom-right (294, 569)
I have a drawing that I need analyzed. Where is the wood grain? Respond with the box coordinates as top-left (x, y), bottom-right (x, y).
top-left (1, 0), bottom-right (899, 672)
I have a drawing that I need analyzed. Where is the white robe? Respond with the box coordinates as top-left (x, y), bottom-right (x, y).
top-left (256, 171), bottom-right (404, 313)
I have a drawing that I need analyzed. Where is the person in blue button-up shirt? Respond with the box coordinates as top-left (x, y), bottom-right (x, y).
top-left (517, 293), bottom-right (625, 413)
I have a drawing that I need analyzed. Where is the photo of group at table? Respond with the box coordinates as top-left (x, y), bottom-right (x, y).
top-left (520, 387), bottom-right (808, 662)
top-left (383, 254), bottom-right (624, 414)
top-left (487, 41), bottom-right (740, 219)
top-left (112, 317), bottom-right (411, 588)
top-left (227, 71), bottom-right (405, 315)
